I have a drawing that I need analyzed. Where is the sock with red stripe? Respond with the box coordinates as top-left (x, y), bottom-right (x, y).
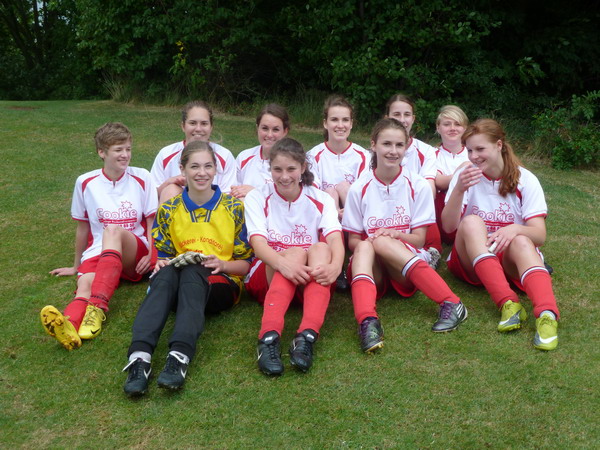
top-left (404, 258), bottom-right (460, 304)
top-left (297, 281), bottom-right (331, 333)
top-left (521, 266), bottom-right (560, 319)
top-left (258, 271), bottom-right (296, 338)
top-left (473, 253), bottom-right (519, 309)
top-left (63, 297), bottom-right (89, 330)
top-left (89, 249), bottom-right (122, 311)
top-left (351, 275), bottom-right (377, 324)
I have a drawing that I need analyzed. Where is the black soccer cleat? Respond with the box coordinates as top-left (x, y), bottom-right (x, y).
top-left (359, 317), bottom-right (384, 353)
top-left (157, 352), bottom-right (188, 390)
top-left (289, 329), bottom-right (318, 373)
top-left (123, 358), bottom-right (152, 397)
top-left (257, 331), bottom-right (284, 376)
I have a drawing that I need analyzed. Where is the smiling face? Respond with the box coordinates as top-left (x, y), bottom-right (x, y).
top-left (465, 133), bottom-right (503, 174)
top-left (386, 101), bottom-right (415, 134)
top-left (270, 153), bottom-right (305, 200)
top-left (371, 128), bottom-right (406, 175)
top-left (181, 106), bottom-right (213, 143)
top-left (257, 114), bottom-right (288, 155)
top-left (98, 140), bottom-right (131, 175)
top-left (324, 106), bottom-right (353, 143)
top-left (180, 149), bottom-right (216, 195)
top-left (437, 117), bottom-right (466, 147)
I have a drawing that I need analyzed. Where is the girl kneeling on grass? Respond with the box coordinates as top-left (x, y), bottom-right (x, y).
top-left (231, 103), bottom-right (290, 200)
top-left (150, 100), bottom-right (236, 202)
top-left (122, 141), bottom-right (252, 396)
top-left (342, 118), bottom-right (467, 353)
top-left (384, 94), bottom-right (441, 257)
top-left (41, 122), bottom-right (157, 351)
top-left (434, 105), bottom-right (470, 244)
top-left (244, 138), bottom-right (344, 375)
top-left (441, 119), bottom-right (559, 351)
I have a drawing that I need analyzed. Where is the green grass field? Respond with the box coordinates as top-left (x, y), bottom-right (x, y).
top-left (1, 100), bottom-right (599, 448)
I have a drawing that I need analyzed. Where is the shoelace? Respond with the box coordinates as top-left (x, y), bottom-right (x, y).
top-left (82, 307), bottom-right (106, 326)
top-left (292, 338), bottom-right (312, 358)
top-left (361, 319), bottom-right (378, 337)
top-left (122, 357), bottom-right (147, 372)
top-left (439, 302), bottom-right (453, 319)
top-left (164, 353), bottom-right (187, 372)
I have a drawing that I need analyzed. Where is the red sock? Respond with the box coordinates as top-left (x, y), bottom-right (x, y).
top-left (63, 297), bottom-right (89, 330)
top-left (473, 255), bottom-right (518, 309)
top-left (89, 250), bottom-right (122, 311)
top-left (425, 223), bottom-right (442, 253)
top-left (297, 281), bottom-right (331, 333)
top-left (259, 272), bottom-right (296, 338)
top-left (521, 267), bottom-right (560, 319)
top-left (351, 275), bottom-right (377, 323)
top-left (405, 259), bottom-right (460, 304)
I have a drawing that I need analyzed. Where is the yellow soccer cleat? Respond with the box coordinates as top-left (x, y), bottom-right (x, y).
top-left (497, 300), bottom-right (527, 332)
top-left (40, 305), bottom-right (82, 350)
top-left (533, 315), bottom-right (558, 351)
top-left (78, 304), bottom-right (106, 340)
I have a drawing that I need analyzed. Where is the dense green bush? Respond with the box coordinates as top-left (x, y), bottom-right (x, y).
top-left (533, 91), bottom-right (600, 169)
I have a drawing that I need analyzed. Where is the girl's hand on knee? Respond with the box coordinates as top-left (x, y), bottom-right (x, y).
top-left (311, 263), bottom-right (340, 286)
top-left (151, 259), bottom-right (170, 276)
top-left (201, 255), bottom-right (226, 274)
top-left (369, 228), bottom-right (398, 241)
top-left (135, 255), bottom-right (153, 275)
top-left (49, 267), bottom-right (77, 277)
top-left (278, 259), bottom-right (312, 285)
top-left (487, 225), bottom-right (519, 254)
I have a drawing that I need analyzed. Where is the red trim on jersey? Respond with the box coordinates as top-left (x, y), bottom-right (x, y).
top-left (523, 213), bottom-right (547, 221)
top-left (274, 185), bottom-right (302, 203)
top-left (240, 154), bottom-right (256, 169)
top-left (81, 174), bottom-right (100, 193)
top-left (407, 137), bottom-right (414, 148)
top-left (162, 148), bottom-right (182, 169)
top-left (306, 195), bottom-right (324, 214)
top-left (325, 141), bottom-right (352, 155)
top-left (412, 221), bottom-right (435, 230)
top-left (417, 149), bottom-right (425, 165)
top-left (131, 174), bottom-right (146, 190)
top-left (360, 179), bottom-right (373, 200)
top-left (101, 168), bottom-right (126, 182)
top-left (515, 187), bottom-right (523, 203)
top-left (441, 144), bottom-right (466, 156)
top-left (216, 152), bottom-right (226, 168)
top-left (356, 149), bottom-right (367, 176)
top-left (482, 172), bottom-right (501, 182)
top-left (322, 229), bottom-right (342, 238)
top-left (403, 174), bottom-right (415, 200)
top-left (374, 167), bottom-right (402, 186)
top-left (314, 149), bottom-right (326, 163)
top-left (263, 194), bottom-right (272, 217)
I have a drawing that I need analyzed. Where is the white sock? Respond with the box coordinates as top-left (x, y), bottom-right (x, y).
top-left (169, 350), bottom-right (190, 365)
top-left (130, 351), bottom-right (152, 363)
top-left (540, 310), bottom-right (556, 320)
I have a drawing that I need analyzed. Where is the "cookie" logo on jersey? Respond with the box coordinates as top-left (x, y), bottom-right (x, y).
top-left (268, 224), bottom-right (313, 251)
top-left (473, 203), bottom-right (515, 233)
top-left (96, 200), bottom-right (138, 231)
top-left (366, 206), bottom-right (410, 235)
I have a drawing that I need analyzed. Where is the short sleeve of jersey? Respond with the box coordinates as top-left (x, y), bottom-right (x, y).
top-left (341, 180), bottom-right (365, 235)
top-left (229, 197), bottom-right (254, 261)
top-left (420, 142), bottom-right (438, 180)
top-left (445, 166), bottom-right (468, 206)
top-left (212, 143), bottom-right (236, 194)
top-left (313, 189), bottom-right (342, 237)
top-left (71, 173), bottom-right (92, 221)
top-left (244, 187), bottom-right (269, 241)
top-left (519, 168), bottom-right (547, 220)
top-left (410, 175), bottom-right (436, 229)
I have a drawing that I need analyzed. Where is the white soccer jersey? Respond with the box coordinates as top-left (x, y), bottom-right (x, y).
top-left (307, 142), bottom-right (371, 190)
top-left (436, 145), bottom-right (469, 176)
top-left (445, 166), bottom-right (548, 234)
top-left (150, 141), bottom-right (236, 193)
top-left (244, 184), bottom-right (342, 252)
top-left (342, 168), bottom-right (435, 240)
top-left (402, 138), bottom-right (437, 180)
top-left (71, 167), bottom-right (158, 262)
top-left (236, 145), bottom-right (273, 187)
